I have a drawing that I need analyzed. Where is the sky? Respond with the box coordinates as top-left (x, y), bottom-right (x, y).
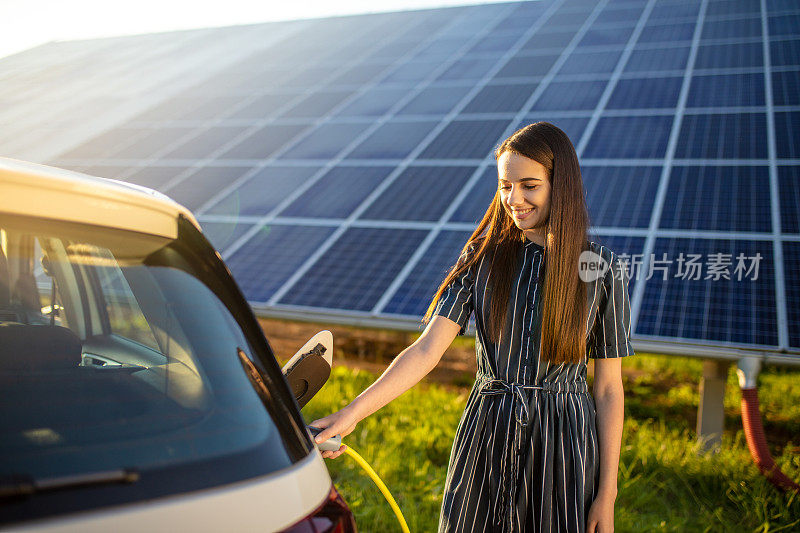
top-left (0, 0), bottom-right (512, 60)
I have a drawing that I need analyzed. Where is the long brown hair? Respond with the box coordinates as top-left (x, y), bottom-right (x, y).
top-left (423, 122), bottom-right (590, 365)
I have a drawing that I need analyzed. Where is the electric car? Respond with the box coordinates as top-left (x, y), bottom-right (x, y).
top-left (0, 158), bottom-right (356, 532)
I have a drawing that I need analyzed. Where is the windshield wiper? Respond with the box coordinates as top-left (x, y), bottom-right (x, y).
top-left (1, 469), bottom-right (139, 499)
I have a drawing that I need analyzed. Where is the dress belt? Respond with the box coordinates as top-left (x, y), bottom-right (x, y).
top-left (476, 375), bottom-right (589, 532)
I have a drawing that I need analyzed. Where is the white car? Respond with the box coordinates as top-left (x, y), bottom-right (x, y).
top-left (0, 158), bottom-right (356, 532)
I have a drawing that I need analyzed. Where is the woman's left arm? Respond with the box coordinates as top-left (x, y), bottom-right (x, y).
top-left (587, 356), bottom-right (625, 533)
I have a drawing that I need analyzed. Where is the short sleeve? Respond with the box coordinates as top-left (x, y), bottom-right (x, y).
top-left (432, 248), bottom-right (476, 336)
top-left (589, 254), bottom-right (635, 358)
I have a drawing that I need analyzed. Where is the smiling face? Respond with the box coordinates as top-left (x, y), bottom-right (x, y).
top-left (497, 150), bottom-right (551, 243)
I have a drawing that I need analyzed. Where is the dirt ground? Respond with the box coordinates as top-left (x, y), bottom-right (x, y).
top-left (257, 317), bottom-right (646, 391)
top-left (258, 317), bottom-right (478, 392)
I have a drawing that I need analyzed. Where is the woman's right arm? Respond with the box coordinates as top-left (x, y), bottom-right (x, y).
top-left (309, 315), bottom-right (462, 458)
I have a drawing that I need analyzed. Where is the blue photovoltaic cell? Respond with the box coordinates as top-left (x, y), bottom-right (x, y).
top-left (278, 227), bottom-right (428, 311)
top-left (624, 46), bottom-right (690, 72)
top-left (109, 127), bottom-right (196, 159)
top-left (420, 119), bottom-right (511, 159)
top-left (659, 166), bottom-right (772, 233)
top-left (648, 2), bottom-right (699, 20)
top-left (546, 11), bottom-right (590, 27)
top-left (701, 17), bottom-right (762, 40)
top-left (199, 221), bottom-right (256, 252)
top-left (694, 42), bottom-right (764, 69)
top-left (495, 54), bottom-right (560, 79)
top-left (784, 242), bottom-right (800, 348)
top-left (686, 73), bottom-right (765, 107)
top-left (520, 116), bottom-right (590, 148)
top-left (280, 122), bottom-right (371, 159)
top-left (125, 166), bottom-right (190, 190)
top-left (768, 0), bottom-right (800, 12)
top-left (383, 230), bottom-right (473, 317)
top-left (280, 90), bottom-right (355, 118)
top-left (55, 128), bottom-right (150, 160)
top-left (521, 31), bottom-right (576, 51)
top-left (164, 166), bottom-right (253, 212)
top-left (637, 237), bottom-right (777, 347)
top-left (583, 234), bottom-right (646, 298)
top-left (638, 21), bottom-right (696, 44)
top-left (492, 13), bottom-right (540, 32)
top-left (347, 120), bottom-right (439, 159)
top-left (359, 165), bottom-right (476, 221)
top-left (449, 166), bottom-right (496, 224)
top-left (326, 62), bottom-right (390, 87)
top-left (225, 224), bottom-right (337, 302)
top-left (778, 166), bottom-right (800, 233)
top-left (437, 56), bottom-right (498, 81)
top-left (468, 33), bottom-right (521, 54)
top-left (770, 39), bottom-right (800, 68)
top-left (161, 126), bottom-right (250, 159)
top-left (205, 165), bottom-right (323, 217)
top-left (595, 6), bottom-right (644, 25)
top-left (706, 1), bottom-right (759, 16)
top-left (532, 79), bottom-right (607, 111)
top-left (578, 25), bottom-right (636, 47)
top-left (557, 49), bottom-right (624, 75)
top-left (227, 93), bottom-right (299, 120)
top-left (279, 165), bottom-right (393, 218)
top-left (462, 83), bottom-right (537, 113)
top-left (675, 113), bottom-right (768, 159)
top-left (606, 76), bottom-right (683, 109)
top-left (336, 87), bottom-right (407, 117)
top-left (775, 111), bottom-right (800, 159)
top-left (769, 14), bottom-right (800, 38)
top-left (218, 124), bottom-right (311, 160)
top-left (584, 115), bottom-right (674, 159)
top-left (397, 85), bottom-right (473, 115)
top-left (772, 70), bottom-right (800, 106)
top-left (414, 37), bottom-right (471, 60)
top-left (582, 166), bottom-right (661, 228)
top-left (380, 60), bottom-right (442, 84)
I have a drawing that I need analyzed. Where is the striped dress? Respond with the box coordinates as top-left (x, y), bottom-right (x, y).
top-left (435, 238), bottom-right (635, 533)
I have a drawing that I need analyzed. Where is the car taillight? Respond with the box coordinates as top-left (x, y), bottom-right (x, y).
top-left (278, 485), bottom-right (357, 533)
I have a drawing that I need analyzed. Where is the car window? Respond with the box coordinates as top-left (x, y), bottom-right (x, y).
top-left (0, 215), bottom-right (302, 521)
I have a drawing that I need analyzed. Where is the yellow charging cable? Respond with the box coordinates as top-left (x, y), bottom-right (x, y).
top-left (342, 446), bottom-right (410, 533)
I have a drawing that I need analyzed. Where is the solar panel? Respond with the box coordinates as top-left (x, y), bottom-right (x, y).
top-left (3, 0), bottom-right (800, 359)
top-left (359, 165), bottom-right (476, 221)
top-left (347, 120), bottom-right (440, 159)
top-left (658, 166), bottom-right (772, 233)
top-left (582, 166), bottom-right (660, 228)
top-left (206, 165), bottom-right (323, 217)
top-left (277, 227), bottom-right (428, 311)
top-left (280, 165), bottom-right (393, 218)
top-left (383, 229), bottom-right (473, 316)
top-left (674, 113), bottom-right (768, 159)
top-left (225, 224), bottom-right (338, 302)
top-left (584, 115), bottom-right (674, 158)
top-left (636, 237), bottom-right (777, 347)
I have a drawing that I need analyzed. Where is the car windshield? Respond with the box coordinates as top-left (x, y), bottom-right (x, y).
top-left (0, 214), bottom-right (296, 490)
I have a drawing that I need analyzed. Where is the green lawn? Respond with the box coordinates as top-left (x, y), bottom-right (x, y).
top-left (300, 354), bottom-right (800, 532)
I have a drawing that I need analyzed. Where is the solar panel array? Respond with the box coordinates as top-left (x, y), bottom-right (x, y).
top-left (3, 0), bottom-right (800, 359)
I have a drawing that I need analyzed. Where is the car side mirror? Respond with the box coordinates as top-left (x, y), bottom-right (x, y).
top-left (281, 330), bottom-right (333, 409)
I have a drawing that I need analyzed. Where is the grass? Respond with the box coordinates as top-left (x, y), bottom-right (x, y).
top-left (300, 353), bottom-right (800, 532)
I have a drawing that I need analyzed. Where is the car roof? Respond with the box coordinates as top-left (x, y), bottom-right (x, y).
top-left (0, 157), bottom-right (201, 239)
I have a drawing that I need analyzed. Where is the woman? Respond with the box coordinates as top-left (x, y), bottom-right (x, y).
top-left (310, 122), bottom-right (634, 533)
